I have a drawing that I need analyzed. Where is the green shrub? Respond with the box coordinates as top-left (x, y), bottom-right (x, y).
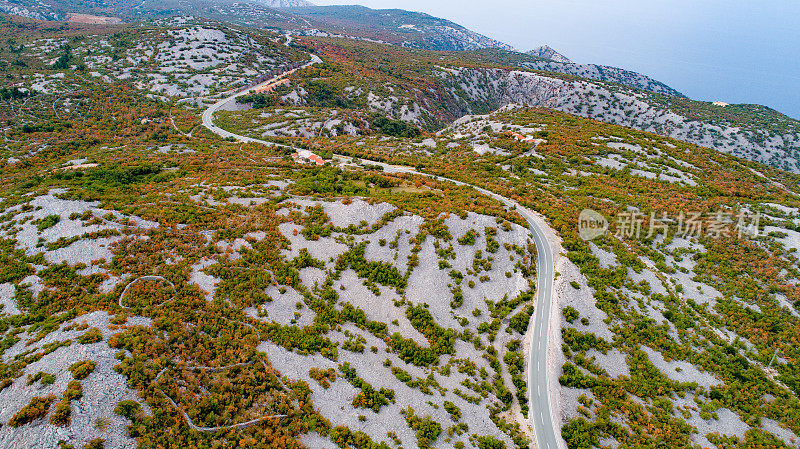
top-left (561, 328), bottom-right (610, 352)
top-left (9, 395), bottom-right (55, 427)
top-left (339, 362), bottom-right (395, 412)
top-left (64, 381), bottom-right (83, 400)
top-left (27, 371), bottom-right (56, 386)
top-left (443, 400), bottom-right (461, 421)
top-left (77, 328), bottom-right (103, 344)
top-left (37, 214), bottom-right (61, 231)
top-left (114, 400), bottom-right (142, 420)
top-left (50, 399), bottom-right (71, 426)
top-left (561, 418), bottom-right (599, 449)
top-left (372, 114), bottom-right (421, 138)
top-left (508, 305), bottom-right (534, 334)
top-left (563, 306), bottom-right (579, 323)
top-left (402, 407), bottom-right (442, 449)
top-left (477, 435), bottom-right (507, 449)
top-left (458, 229), bottom-right (478, 245)
top-left (69, 360), bottom-right (96, 379)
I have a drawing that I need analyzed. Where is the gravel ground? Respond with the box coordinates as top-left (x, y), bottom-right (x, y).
top-left (333, 269), bottom-right (426, 345)
top-left (588, 349), bottom-right (629, 378)
top-left (189, 257), bottom-right (220, 300)
top-left (0, 283), bottom-right (20, 315)
top-left (558, 387), bottom-right (593, 423)
top-left (588, 243), bottom-right (617, 269)
top-left (0, 312), bottom-right (151, 449)
top-left (259, 325), bottom-right (508, 449)
top-left (299, 267), bottom-right (326, 290)
top-left (261, 201), bottom-right (531, 449)
top-left (4, 190), bottom-right (157, 263)
top-left (761, 418), bottom-right (799, 446)
top-left (246, 284), bottom-right (315, 328)
top-left (299, 432), bottom-right (339, 448)
top-left (640, 346), bottom-right (721, 388)
top-left (557, 266), bottom-right (613, 342)
top-left (766, 226), bottom-right (800, 252)
top-left (289, 198), bottom-right (396, 229)
top-left (278, 223), bottom-right (347, 264)
top-left (360, 215), bottom-right (423, 274)
top-left (673, 391), bottom-right (749, 448)
top-left (0, 190), bottom-right (158, 309)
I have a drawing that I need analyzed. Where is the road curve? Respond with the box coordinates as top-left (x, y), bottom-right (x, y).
top-left (200, 62), bottom-right (561, 449)
top-left (201, 54), bottom-right (322, 142)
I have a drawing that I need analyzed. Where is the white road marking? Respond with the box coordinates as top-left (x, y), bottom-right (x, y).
top-left (201, 66), bottom-right (561, 449)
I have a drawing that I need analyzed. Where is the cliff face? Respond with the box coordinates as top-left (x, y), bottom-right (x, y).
top-left (436, 67), bottom-right (800, 171)
top-left (527, 44), bottom-right (572, 63)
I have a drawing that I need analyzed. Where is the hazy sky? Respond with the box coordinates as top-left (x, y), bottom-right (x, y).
top-left (313, 0), bottom-right (800, 119)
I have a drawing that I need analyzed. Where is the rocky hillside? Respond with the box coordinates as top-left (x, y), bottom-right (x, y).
top-left (519, 59), bottom-right (684, 98)
top-left (0, 0), bottom-right (515, 52)
top-left (273, 38), bottom-right (800, 172)
top-left (527, 44), bottom-right (571, 63)
top-left (254, 0), bottom-right (313, 7)
top-left (2, 15), bottom-right (306, 100)
top-left (3, 11), bottom-right (800, 449)
top-left (438, 67), bottom-right (798, 170)
top-left (281, 5), bottom-right (515, 51)
top-left (0, 0), bottom-right (61, 21)
top-left (459, 48), bottom-right (685, 98)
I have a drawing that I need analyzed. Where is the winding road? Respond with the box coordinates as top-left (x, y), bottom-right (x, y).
top-left (200, 55), bottom-right (562, 449)
top-left (201, 54), bottom-right (322, 142)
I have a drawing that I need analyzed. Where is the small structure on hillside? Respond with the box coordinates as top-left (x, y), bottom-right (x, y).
top-left (293, 149), bottom-right (324, 166)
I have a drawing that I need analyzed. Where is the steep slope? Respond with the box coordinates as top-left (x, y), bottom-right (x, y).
top-left (282, 5), bottom-right (515, 51)
top-left (4, 12), bottom-right (800, 449)
top-left (253, 0), bottom-right (313, 7)
top-left (0, 0), bottom-right (514, 52)
top-left (266, 38), bottom-right (799, 172)
top-left (528, 44), bottom-right (571, 63)
top-left (2, 15), bottom-right (307, 99)
top-left (519, 59), bottom-right (684, 98)
top-left (439, 67), bottom-right (797, 169)
top-left (459, 48), bottom-right (684, 97)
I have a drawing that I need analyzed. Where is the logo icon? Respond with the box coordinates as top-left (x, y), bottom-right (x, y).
top-left (578, 209), bottom-right (608, 241)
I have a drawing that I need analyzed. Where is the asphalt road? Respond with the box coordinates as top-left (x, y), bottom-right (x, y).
top-left (200, 62), bottom-right (561, 449)
top-left (200, 54), bottom-right (322, 141)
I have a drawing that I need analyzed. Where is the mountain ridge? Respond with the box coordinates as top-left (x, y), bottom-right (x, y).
top-left (528, 44), bottom-right (571, 63)
top-left (281, 5), bottom-right (516, 51)
top-left (0, 1), bottom-right (684, 98)
top-left (2, 10), bottom-right (800, 449)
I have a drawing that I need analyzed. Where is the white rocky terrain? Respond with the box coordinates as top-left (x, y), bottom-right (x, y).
top-left (270, 58), bottom-right (799, 172)
top-left (281, 5), bottom-right (516, 52)
top-left (0, 0), bottom-right (59, 21)
top-left (523, 44), bottom-right (682, 97)
top-left (435, 108), bottom-right (800, 448)
top-left (222, 108), bottom-right (368, 139)
top-left (0, 190), bottom-right (162, 448)
top-left (254, 0), bottom-right (313, 7)
top-left (251, 197), bottom-right (537, 448)
top-left (527, 45), bottom-right (572, 64)
top-left (24, 17), bottom-right (302, 98)
top-left (0, 311), bottom-right (152, 449)
top-left (518, 58), bottom-right (684, 98)
top-left (0, 170), bottom-right (539, 448)
top-left (434, 67), bottom-right (800, 172)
